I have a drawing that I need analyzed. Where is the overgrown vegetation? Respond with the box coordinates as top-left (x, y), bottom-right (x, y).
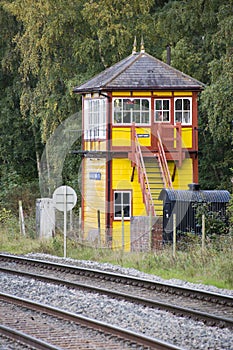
top-left (0, 0), bottom-right (233, 200)
top-left (0, 1), bottom-right (232, 290)
top-left (194, 202), bottom-right (229, 237)
top-left (0, 212), bottom-right (232, 290)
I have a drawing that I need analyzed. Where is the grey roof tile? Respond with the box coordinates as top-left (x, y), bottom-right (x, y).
top-left (73, 52), bottom-right (204, 93)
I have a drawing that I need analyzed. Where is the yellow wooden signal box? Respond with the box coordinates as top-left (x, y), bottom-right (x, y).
top-left (73, 43), bottom-right (204, 250)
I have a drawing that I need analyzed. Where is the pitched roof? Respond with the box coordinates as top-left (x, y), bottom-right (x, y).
top-left (73, 51), bottom-right (204, 93)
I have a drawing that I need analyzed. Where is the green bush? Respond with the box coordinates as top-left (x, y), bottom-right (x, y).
top-left (228, 194), bottom-right (233, 231)
top-left (0, 208), bottom-right (12, 224)
top-left (194, 202), bottom-right (229, 236)
top-left (0, 169), bottom-right (40, 216)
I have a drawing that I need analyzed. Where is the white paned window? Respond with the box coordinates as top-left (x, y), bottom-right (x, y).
top-left (114, 191), bottom-right (131, 219)
top-left (154, 99), bottom-right (170, 122)
top-left (174, 98), bottom-right (192, 124)
top-left (84, 98), bottom-right (107, 139)
top-left (113, 98), bottom-right (150, 125)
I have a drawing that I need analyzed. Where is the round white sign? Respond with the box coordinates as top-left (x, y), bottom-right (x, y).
top-left (52, 185), bottom-right (77, 212)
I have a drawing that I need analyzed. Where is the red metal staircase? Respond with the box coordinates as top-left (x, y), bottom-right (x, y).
top-left (130, 123), bottom-right (184, 216)
top-left (132, 133), bottom-right (155, 216)
top-left (156, 129), bottom-right (173, 189)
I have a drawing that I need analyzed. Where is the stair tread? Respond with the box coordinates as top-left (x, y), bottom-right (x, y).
top-left (150, 184), bottom-right (163, 186)
top-left (142, 156), bottom-right (165, 216)
top-left (146, 170), bottom-right (161, 173)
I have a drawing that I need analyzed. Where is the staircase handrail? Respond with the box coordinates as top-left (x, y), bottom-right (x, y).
top-left (157, 130), bottom-right (173, 189)
top-left (132, 129), bottom-right (155, 216)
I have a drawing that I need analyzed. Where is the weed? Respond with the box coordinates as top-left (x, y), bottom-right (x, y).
top-left (0, 219), bottom-right (232, 289)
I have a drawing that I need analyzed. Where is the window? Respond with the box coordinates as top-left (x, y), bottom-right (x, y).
top-left (174, 98), bottom-right (192, 124)
top-left (154, 99), bottom-right (170, 122)
top-left (113, 98), bottom-right (150, 125)
top-left (84, 98), bottom-right (106, 139)
top-left (114, 191), bottom-right (131, 219)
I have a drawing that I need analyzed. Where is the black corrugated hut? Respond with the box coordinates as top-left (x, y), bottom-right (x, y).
top-left (158, 184), bottom-right (230, 241)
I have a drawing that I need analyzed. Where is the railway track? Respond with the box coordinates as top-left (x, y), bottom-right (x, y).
top-left (0, 293), bottom-right (183, 350)
top-left (0, 253), bottom-right (232, 330)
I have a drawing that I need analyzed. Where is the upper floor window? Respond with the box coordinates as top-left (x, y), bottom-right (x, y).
top-left (113, 98), bottom-right (150, 125)
top-left (114, 191), bottom-right (131, 220)
top-left (154, 99), bottom-right (170, 122)
top-left (84, 98), bottom-right (106, 140)
top-left (175, 98), bottom-right (192, 124)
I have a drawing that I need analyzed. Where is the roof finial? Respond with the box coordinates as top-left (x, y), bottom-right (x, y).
top-left (132, 36), bottom-right (137, 55)
top-left (140, 36), bottom-right (145, 53)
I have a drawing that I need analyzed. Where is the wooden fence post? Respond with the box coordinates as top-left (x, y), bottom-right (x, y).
top-left (19, 200), bottom-right (26, 236)
top-left (149, 208), bottom-right (152, 252)
top-left (202, 214), bottom-right (205, 252)
top-left (173, 213), bottom-right (176, 258)
top-left (121, 209), bottom-right (124, 251)
top-left (78, 207), bottom-right (82, 240)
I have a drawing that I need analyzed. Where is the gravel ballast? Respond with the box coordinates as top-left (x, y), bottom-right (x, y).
top-left (26, 253), bottom-right (233, 296)
top-left (0, 253), bottom-right (233, 350)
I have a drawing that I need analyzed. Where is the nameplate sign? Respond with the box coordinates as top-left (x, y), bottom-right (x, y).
top-left (89, 172), bottom-right (101, 180)
top-left (137, 134), bottom-right (150, 138)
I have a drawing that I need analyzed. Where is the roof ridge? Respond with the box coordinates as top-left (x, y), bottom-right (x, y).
top-left (73, 51), bottom-right (205, 93)
top-left (105, 52), bottom-right (142, 87)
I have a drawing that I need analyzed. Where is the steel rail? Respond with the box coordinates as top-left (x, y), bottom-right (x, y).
top-left (0, 324), bottom-right (63, 350)
top-left (0, 293), bottom-right (184, 350)
top-left (1, 253), bottom-right (232, 306)
top-left (1, 266), bottom-right (232, 329)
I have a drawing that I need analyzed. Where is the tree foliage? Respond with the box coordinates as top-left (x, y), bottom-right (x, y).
top-left (0, 0), bottom-right (232, 213)
top-left (156, 0), bottom-right (233, 191)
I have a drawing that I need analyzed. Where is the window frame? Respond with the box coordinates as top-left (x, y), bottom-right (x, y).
top-left (83, 98), bottom-right (107, 140)
top-left (113, 190), bottom-right (131, 220)
top-left (174, 97), bottom-right (192, 125)
top-left (154, 99), bottom-right (170, 122)
top-left (113, 98), bottom-right (151, 125)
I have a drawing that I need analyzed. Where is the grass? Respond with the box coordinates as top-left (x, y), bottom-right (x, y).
top-left (0, 218), bottom-right (233, 290)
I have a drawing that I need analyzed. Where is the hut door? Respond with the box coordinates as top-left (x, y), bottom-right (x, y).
top-left (163, 202), bottom-right (173, 240)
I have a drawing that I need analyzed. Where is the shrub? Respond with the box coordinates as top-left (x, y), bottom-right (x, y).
top-left (194, 202), bottom-right (229, 236)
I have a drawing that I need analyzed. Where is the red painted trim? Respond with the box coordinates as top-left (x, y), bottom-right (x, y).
top-left (192, 155), bottom-right (199, 183)
top-left (192, 92), bottom-right (199, 153)
top-left (191, 92), bottom-right (199, 183)
top-left (171, 94), bottom-right (174, 125)
top-left (108, 160), bottom-right (113, 231)
top-left (81, 96), bottom-right (85, 232)
top-left (112, 146), bottom-right (132, 152)
top-left (192, 92), bottom-right (198, 130)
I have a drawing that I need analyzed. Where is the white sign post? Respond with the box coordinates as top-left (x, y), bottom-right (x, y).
top-left (53, 185), bottom-right (77, 258)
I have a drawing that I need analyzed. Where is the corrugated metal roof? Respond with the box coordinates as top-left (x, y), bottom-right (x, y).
top-left (73, 52), bottom-right (205, 93)
top-left (159, 189), bottom-right (230, 203)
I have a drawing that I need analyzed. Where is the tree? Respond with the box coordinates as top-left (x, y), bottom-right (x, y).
top-left (81, 0), bottom-right (156, 68)
top-left (199, 2), bottom-right (233, 190)
top-left (1, 0), bottom-right (86, 185)
top-left (156, 0), bottom-right (233, 191)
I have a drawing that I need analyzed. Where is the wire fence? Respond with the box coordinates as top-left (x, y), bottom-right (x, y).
top-left (35, 201), bottom-right (232, 255)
